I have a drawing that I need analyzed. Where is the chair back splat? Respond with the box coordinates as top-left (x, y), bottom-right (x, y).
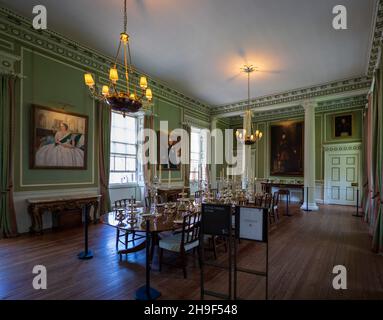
top-left (181, 212), bottom-right (201, 249)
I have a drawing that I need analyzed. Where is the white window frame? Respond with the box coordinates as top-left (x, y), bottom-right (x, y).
top-left (109, 111), bottom-right (139, 188)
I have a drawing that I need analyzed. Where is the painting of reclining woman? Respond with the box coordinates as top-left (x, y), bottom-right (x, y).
top-left (31, 105), bottom-right (88, 169)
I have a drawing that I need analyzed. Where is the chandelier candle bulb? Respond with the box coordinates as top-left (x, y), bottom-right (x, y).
top-left (84, 73), bottom-right (95, 87)
top-left (109, 67), bottom-right (118, 83)
top-left (101, 85), bottom-right (109, 96)
top-left (140, 76), bottom-right (148, 89)
top-left (146, 88), bottom-right (152, 101)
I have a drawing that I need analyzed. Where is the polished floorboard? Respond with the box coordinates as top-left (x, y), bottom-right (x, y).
top-left (0, 204), bottom-right (382, 300)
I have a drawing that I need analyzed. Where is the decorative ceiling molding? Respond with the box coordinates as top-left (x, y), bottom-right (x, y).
top-left (229, 95), bottom-right (367, 125)
top-left (210, 77), bottom-right (371, 116)
top-left (367, 0), bottom-right (383, 77)
top-left (315, 95), bottom-right (367, 113)
top-left (0, 49), bottom-right (20, 75)
top-left (0, 6), bottom-right (210, 116)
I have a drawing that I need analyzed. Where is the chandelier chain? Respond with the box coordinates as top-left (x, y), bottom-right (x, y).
top-left (124, 0), bottom-right (127, 33)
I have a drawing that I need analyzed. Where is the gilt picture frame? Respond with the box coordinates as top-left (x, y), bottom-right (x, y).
top-left (333, 114), bottom-right (353, 139)
top-left (156, 131), bottom-right (181, 171)
top-left (30, 105), bottom-right (88, 169)
top-left (270, 121), bottom-right (304, 176)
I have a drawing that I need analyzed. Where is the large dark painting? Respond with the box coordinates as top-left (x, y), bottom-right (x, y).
top-left (157, 131), bottom-right (181, 171)
top-left (270, 121), bottom-right (303, 176)
top-left (334, 114), bottom-right (352, 138)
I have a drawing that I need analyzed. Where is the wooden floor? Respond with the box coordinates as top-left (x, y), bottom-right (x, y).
top-left (1, 204), bottom-right (382, 300)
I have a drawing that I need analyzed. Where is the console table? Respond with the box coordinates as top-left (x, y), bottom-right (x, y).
top-left (261, 182), bottom-right (304, 202)
top-left (27, 194), bottom-right (101, 234)
top-left (157, 186), bottom-right (190, 202)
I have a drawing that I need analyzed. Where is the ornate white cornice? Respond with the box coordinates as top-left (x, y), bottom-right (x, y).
top-left (228, 95), bottom-right (366, 125)
top-left (367, 0), bottom-right (383, 77)
top-left (0, 49), bottom-right (21, 75)
top-left (211, 77), bottom-right (371, 116)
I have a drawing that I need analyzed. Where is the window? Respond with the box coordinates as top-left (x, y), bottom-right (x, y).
top-left (190, 126), bottom-right (207, 183)
top-left (109, 112), bottom-right (138, 184)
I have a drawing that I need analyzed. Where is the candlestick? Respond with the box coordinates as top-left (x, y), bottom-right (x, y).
top-left (159, 165), bottom-right (162, 183)
top-left (168, 170), bottom-right (171, 187)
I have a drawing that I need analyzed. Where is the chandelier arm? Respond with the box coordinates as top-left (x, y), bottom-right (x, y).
top-left (113, 40), bottom-right (123, 66)
top-left (127, 41), bottom-right (137, 96)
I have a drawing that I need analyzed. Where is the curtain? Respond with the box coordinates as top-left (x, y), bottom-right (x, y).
top-left (368, 68), bottom-right (379, 234)
top-left (183, 123), bottom-right (191, 191)
top-left (362, 95), bottom-right (370, 221)
top-left (98, 102), bottom-right (111, 214)
top-left (0, 75), bottom-right (18, 238)
top-left (143, 114), bottom-right (154, 206)
top-left (372, 62), bottom-right (383, 253)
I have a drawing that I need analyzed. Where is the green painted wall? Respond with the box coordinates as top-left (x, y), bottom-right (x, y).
top-left (229, 107), bottom-right (364, 182)
top-left (153, 98), bottom-right (183, 181)
top-left (15, 48), bottom-right (97, 191)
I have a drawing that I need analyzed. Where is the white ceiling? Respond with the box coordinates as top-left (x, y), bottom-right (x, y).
top-left (0, 0), bottom-right (376, 106)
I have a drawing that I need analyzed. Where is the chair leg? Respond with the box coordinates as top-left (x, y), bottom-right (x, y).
top-left (125, 232), bottom-right (128, 249)
top-left (223, 237), bottom-right (228, 252)
top-left (116, 229), bottom-right (120, 249)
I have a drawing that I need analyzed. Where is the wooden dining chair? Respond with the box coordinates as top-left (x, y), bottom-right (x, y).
top-left (194, 190), bottom-right (203, 200)
top-left (159, 211), bottom-right (201, 278)
top-left (269, 191), bottom-right (280, 223)
top-left (115, 198), bottom-right (136, 249)
top-left (254, 193), bottom-right (264, 207)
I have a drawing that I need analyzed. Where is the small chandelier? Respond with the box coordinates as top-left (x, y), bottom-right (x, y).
top-left (84, 0), bottom-right (152, 116)
top-left (235, 65), bottom-right (263, 145)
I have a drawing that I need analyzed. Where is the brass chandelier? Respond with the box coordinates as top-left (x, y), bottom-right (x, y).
top-left (235, 65), bottom-right (263, 145)
top-left (84, 0), bottom-right (152, 116)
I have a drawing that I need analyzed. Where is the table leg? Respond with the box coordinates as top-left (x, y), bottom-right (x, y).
top-left (29, 205), bottom-right (42, 234)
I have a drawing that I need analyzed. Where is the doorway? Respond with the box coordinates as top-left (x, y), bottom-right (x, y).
top-left (324, 143), bottom-right (361, 206)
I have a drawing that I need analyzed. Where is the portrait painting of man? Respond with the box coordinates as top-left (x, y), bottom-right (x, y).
top-left (334, 114), bottom-right (352, 137)
top-left (270, 121), bottom-right (304, 176)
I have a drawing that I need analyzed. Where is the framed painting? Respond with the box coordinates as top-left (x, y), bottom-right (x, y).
top-left (30, 105), bottom-right (88, 169)
top-left (157, 131), bottom-right (181, 171)
top-left (333, 114), bottom-right (353, 138)
top-left (270, 121), bottom-right (304, 176)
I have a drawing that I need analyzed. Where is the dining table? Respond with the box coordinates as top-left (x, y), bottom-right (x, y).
top-left (100, 207), bottom-right (187, 263)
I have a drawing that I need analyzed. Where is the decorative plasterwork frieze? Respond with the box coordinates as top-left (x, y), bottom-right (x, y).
top-left (323, 143), bottom-right (361, 152)
top-left (0, 49), bottom-right (20, 74)
top-left (0, 7), bottom-right (210, 115)
top-left (228, 95), bottom-right (366, 125)
top-left (211, 77), bottom-right (371, 116)
top-left (315, 95), bottom-right (367, 113)
top-left (367, 0), bottom-right (383, 77)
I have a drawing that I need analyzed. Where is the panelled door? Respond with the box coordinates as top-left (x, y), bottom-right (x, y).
top-left (324, 144), bottom-right (361, 206)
